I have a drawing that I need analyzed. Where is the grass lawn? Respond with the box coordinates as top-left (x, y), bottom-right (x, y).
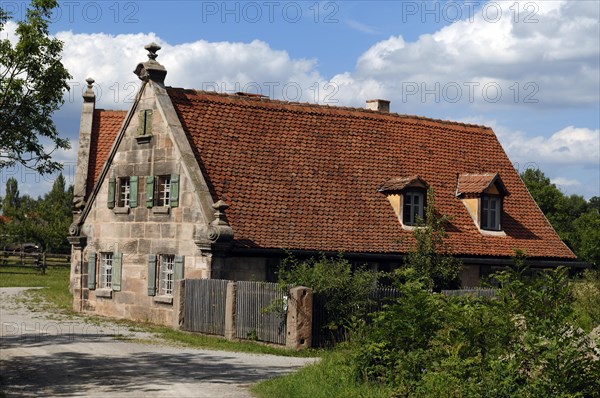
top-left (0, 265), bottom-right (72, 312)
top-left (251, 349), bottom-right (394, 398)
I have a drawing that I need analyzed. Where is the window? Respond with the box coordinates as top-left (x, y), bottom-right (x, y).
top-left (156, 175), bottom-right (171, 207)
top-left (138, 109), bottom-right (153, 136)
top-left (108, 176), bottom-right (138, 209)
top-left (100, 252), bottom-right (113, 289)
top-left (147, 254), bottom-right (184, 298)
top-left (118, 178), bottom-right (130, 207)
top-left (87, 252), bottom-right (122, 292)
top-left (146, 174), bottom-right (179, 208)
top-left (403, 190), bottom-right (425, 225)
top-left (481, 195), bottom-right (502, 231)
top-left (159, 254), bottom-right (175, 296)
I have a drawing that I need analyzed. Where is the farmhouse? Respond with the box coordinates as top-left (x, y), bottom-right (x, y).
top-left (69, 43), bottom-right (578, 325)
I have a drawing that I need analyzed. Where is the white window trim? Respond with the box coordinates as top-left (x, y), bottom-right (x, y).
top-left (158, 254), bottom-right (175, 296)
top-left (118, 178), bottom-right (131, 207)
top-left (402, 190), bottom-right (425, 226)
top-left (99, 252), bottom-right (113, 289)
top-left (156, 176), bottom-right (171, 207)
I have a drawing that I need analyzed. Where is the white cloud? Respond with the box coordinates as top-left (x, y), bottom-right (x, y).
top-left (459, 117), bottom-right (600, 168)
top-left (551, 177), bottom-right (581, 187)
top-left (457, 116), bottom-right (599, 198)
top-left (330, 1), bottom-right (599, 109)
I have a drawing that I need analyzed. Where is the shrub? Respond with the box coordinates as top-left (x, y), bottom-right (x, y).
top-left (349, 258), bottom-right (600, 396)
top-left (277, 253), bottom-right (378, 342)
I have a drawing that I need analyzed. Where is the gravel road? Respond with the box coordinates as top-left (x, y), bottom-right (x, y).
top-left (0, 287), bottom-right (316, 397)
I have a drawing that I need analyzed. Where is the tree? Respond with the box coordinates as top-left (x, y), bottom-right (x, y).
top-left (0, 0), bottom-right (71, 174)
top-left (520, 168), bottom-right (599, 266)
top-left (35, 173), bottom-right (72, 252)
top-left (1, 177), bottom-right (20, 217)
top-left (403, 188), bottom-right (462, 291)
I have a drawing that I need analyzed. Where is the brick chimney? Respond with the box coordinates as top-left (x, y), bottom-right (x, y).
top-left (366, 99), bottom-right (390, 113)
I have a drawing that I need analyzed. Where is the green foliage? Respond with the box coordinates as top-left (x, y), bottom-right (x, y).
top-left (349, 258), bottom-right (600, 397)
top-left (0, 174), bottom-right (72, 252)
top-left (403, 188), bottom-right (462, 291)
top-left (252, 350), bottom-right (394, 398)
top-left (277, 253), bottom-right (378, 337)
top-left (521, 168), bottom-right (600, 267)
top-left (573, 269), bottom-right (600, 331)
top-left (0, 0), bottom-right (71, 173)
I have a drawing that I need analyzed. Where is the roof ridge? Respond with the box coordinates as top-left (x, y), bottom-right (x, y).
top-left (166, 86), bottom-right (493, 130)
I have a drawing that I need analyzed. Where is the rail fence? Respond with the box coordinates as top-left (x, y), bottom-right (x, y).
top-left (0, 251), bottom-right (71, 273)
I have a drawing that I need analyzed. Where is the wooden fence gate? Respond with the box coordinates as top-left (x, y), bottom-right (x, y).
top-left (235, 281), bottom-right (287, 345)
top-left (183, 279), bottom-right (229, 335)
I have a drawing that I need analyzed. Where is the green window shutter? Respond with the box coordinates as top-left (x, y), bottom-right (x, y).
top-left (138, 109), bottom-right (153, 135)
top-left (148, 254), bottom-right (156, 296)
top-left (87, 252), bottom-right (96, 290)
top-left (146, 176), bottom-right (155, 208)
top-left (130, 176), bottom-right (138, 208)
top-left (170, 174), bottom-right (180, 208)
top-left (137, 110), bottom-right (145, 135)
top-left (174, 255), bottom-right (185, 280)
top-left (145, 110), bottom-right (153, 135)
top-left (112, 253), bottom-right (122, 292)
top-left (107, 177), bottom-right (116, 209)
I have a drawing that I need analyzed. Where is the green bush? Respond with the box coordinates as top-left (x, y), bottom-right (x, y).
top-left (277, 253), bottom-right (378, 340)
top-left (573, 269), bottom-right (600, 331)
top-left (349, 261), bottom-right (600, 397)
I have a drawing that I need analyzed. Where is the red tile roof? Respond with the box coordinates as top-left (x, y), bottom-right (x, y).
top-left (378, 176), bottom-right (428, 192)
top-left (457, 173), bottom-right (508, 196)
top-left (167, 88), bottom-right (575, 259)
top-left (87, 109), bottom-right (126, 198)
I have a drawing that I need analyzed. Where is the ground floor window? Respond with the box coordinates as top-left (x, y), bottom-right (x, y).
top-left (100, 252), bottom-right (113, 289)
top-left (159, 254), bottom-right (175, 296)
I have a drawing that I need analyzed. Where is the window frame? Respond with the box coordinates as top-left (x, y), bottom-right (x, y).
top-left (158, 254), bottom-right (175, 296)
top-left (402, 189), bottom-right (426, 226)
top-left (480, 194), bottom-right (502, 231)
top-left (99, 252), bottom-right (114, 289)
top-left (117, 177), bottom-right (131, 207)
top-left (155, 175), bottom-right (171, 207)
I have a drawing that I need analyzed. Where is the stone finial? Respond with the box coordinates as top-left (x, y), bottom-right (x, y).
top-left (145, 42), bottom-right (161, 60)
top-left (134, 42), bottom-right (167, 84)
top-left (212, 200), bottom-right (230, 225)
top-left (82, 77), bottom-right (95, 103)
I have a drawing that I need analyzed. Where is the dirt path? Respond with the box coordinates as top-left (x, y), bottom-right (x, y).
top-left (0, 287), bottom-right (315, 397)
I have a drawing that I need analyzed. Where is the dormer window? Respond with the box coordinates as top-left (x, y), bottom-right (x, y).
top-left (481, 195), bottom-right (501, 231)
top-left (456, 173), bottom-right (509, 234)
top-left (378, 175), bottom-right (429, 228)
top-left (403, 190), bottom-right (425, 225)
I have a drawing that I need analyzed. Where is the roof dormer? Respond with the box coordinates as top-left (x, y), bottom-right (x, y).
top-left (456, 173), bottom-right (509, 234)
top-left (379, 176), bottom-right (429, 228)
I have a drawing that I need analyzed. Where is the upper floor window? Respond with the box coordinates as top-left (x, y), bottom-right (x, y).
top-left (456, 173), bottom-right (509, 233)
top-left (403, 190), bottom-right (425, 225)
top-left (118, 178), bottom-right (131, 207)
top-left (108, 176), bottom-right (138, 209)
top-left (378, 175), bottom-right (429, 228)
top-left (481, 195), bottom-right (502, 231)
top-left (145, 174), bottom-right (180, 208)
top-left (155, 175), bottom-right (171, 207)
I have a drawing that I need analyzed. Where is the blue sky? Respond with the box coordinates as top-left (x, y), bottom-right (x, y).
top-left (2, 0), bottom-right (599, 199)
